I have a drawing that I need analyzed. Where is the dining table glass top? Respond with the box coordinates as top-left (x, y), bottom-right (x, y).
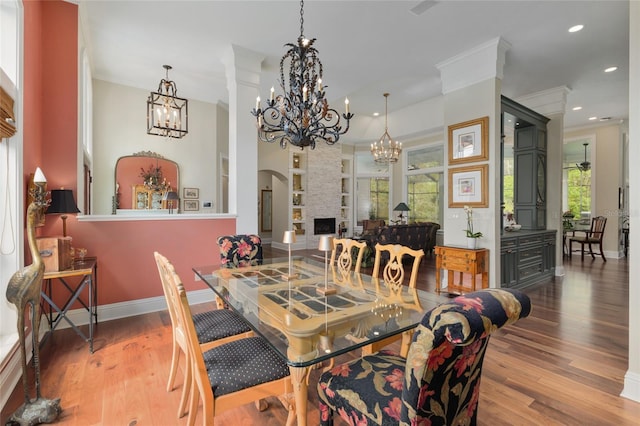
top-left (193, 256), bottom-right (447, 368)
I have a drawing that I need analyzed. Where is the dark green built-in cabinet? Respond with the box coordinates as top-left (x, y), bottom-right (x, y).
top-left (501, 97), bottom-right (554, 289)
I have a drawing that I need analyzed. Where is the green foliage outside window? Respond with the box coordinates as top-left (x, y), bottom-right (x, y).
top-left (566, 169), bottom-right (591, 217)
top-left (407, 173), bottom-right (441, 223)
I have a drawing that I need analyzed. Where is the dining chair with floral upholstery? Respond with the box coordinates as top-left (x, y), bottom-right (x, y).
top-left (317, 288), bottom-right (531, 426)
top-left (217, 234), bottom-right (263, 268)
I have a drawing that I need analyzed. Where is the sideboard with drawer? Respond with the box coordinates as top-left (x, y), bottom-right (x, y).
top-left (434, 246), bottom-right (489, 295)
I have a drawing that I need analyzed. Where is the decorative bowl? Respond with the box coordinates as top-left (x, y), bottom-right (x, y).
top-left (505, 224), bottom-right (522, 232)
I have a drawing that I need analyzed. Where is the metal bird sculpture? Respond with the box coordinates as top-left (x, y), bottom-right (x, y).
top-left (6, 177), bottom-right (61, 425)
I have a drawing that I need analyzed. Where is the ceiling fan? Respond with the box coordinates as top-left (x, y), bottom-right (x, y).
top-left (564, 142), bottom-right (591, 171)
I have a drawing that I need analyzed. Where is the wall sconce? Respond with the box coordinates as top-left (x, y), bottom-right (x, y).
top-left (282, 230), bottom-right (297, 280)
top-left (46, 189), bottom-right (80, 238)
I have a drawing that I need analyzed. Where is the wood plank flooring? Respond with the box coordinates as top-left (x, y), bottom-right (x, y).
top-left (3, 248), bottom-right (639, 425)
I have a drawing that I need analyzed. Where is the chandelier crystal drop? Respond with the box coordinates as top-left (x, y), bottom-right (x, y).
top-left (251, 0), bottom-right (353, 150)
top-left (371, 93), bottom-right (402, 163)
top-left (147, 65), bottom-right (188, 139)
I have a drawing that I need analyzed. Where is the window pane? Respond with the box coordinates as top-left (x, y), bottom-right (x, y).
top-left (356, 154), bottom-right (389, 174)
top-left (407, 173), bottom-right (443, 223)
top-left (566, 169), bottom-right (591, 217)
top-left (407, 146), bottom-right (444, 171)
top-left (356, 177), bottom-right (389, 222)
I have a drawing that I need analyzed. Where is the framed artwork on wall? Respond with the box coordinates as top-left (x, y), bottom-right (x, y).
top-left (448, 164), bottom-right (488, 208)
top-left (184, 199), bottom-right (199, 211)
top-left (183, 187), bottom-right (199, 199)
top-left (448, 116), bottom-right (489, 165)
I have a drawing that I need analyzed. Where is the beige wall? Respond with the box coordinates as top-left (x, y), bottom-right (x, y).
top-left (565, 124), bottom-right (625, 257)
top-left (92, 79), bottom-right (219, 215)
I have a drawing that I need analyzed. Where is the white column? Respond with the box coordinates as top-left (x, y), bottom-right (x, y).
top-left (437, 37), bottom-right (510, 290)
top-left (622, 0), bottom-right (640, 403)
top-left (223, 45), bottom-right (264, 234)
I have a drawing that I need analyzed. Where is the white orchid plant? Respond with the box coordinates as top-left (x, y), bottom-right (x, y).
top-left (464, 205), bottom-right (483, 238)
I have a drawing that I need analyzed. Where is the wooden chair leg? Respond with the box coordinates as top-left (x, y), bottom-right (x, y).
top-left (167, 338), bottom-right (180, 391)
top-left (600, 244), bottom-right (607, 261)
top-left (588, 243), bottom-right (595, 259)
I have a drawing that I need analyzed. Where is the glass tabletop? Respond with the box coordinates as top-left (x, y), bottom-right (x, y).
top-left (193, 256), bottom-right (447, 367)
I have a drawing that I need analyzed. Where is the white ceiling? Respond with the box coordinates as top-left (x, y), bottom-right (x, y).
top-left (80, 0), bottom-right (630, 144)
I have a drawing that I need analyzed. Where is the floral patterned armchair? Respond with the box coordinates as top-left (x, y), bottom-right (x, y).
top-left (216, 234), bottom-right (263, 268)
top-left (317, 288), bottom-right (531, 425)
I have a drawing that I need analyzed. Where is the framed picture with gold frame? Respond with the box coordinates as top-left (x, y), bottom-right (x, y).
top-left (448, 116), bottom-right (489, 165)
top-left (448, 164), bottom-right (488, 208)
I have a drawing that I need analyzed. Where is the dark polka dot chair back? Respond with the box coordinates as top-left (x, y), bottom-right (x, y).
top-left (317, 288), bottom-right (531, 426)
top-left (217, 234), bottom-right (263, 268)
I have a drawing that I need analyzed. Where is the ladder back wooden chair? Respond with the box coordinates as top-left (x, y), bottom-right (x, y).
top-left (317, 289), bottom-right (531, 426)
top-left (568, 215), bottom-right (607, 261)
top-left (329, 238), bottom-right (368, 285)
top-left (165, 257), bottom-right (296, 426)
top-left (154, 252), bottom-right (253, 422)
top-left (363, 243), bottom-right (425, 356)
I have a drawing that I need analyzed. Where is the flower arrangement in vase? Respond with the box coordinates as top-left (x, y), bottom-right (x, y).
top-left (464, 205), bottom-right (482, 248)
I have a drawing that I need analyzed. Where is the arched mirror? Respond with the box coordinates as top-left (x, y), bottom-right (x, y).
top-left (114, 151), bottom-right (179, 212)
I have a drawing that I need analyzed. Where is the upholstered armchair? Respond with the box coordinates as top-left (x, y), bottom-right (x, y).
top-left (217, 234), bottom-right (263, 268)
top-left (317, 288), bottom-right (531, 426)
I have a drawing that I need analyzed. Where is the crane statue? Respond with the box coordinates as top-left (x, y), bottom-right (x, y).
top-left (6, 170), bottom-right (61, 425)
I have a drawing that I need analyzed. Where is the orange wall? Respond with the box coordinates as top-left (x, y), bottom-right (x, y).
top-left (23, 1), bottom-right (236, 307)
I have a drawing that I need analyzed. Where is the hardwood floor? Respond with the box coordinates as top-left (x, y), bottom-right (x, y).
top-left (3, 248), bottom-right (639, 425)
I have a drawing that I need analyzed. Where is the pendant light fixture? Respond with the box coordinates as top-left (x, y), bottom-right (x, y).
top-left (576, 142), bottom-right (591, 171)
top-left (251, 0), bottom-right (353, 150)
top-left (147, 65), bottom-right (188, 139)
top-left (371, 93), bottom-right (402, 163)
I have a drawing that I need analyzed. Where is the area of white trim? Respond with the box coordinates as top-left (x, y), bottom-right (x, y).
top-left (621, 371), bottom-right (640, 402)
top-left (78, 213), bottom-right (235, 222)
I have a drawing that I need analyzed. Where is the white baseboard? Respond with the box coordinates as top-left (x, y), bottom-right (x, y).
top-left (0, 331), bottom-right (33, 411)
top-left (622, 371), bottom-right (640, 402)
top-left (1, 288), bottom-right (214, 412)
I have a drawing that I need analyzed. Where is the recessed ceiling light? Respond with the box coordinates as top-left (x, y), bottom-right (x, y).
top-left (373, 112), bottom-right (380, 117)
top-left (600, 117), bottom-right (611, 121)
top-left (572, 106), bottom-right (582, 111)
top-left (604, 66), bottom-right (618, 73)
top-left (588, 116), bottom-right (597, 121)
top-left (568, 24), bottom-right (584, 33)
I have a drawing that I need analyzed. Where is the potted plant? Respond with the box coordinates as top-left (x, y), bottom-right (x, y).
top-left (464, 205), bottom-right (482, 249)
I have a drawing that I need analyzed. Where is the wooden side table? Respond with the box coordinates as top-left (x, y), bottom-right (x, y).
top-left (434, 246), bottom-right (488, 294)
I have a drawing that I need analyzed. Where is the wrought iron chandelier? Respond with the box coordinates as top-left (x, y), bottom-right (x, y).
top-left (371, 93), bottom-right (402, 163)
top-left (147, 65), bottom-right (188, 139)
top-left (251, 0), bottom-right (353, 150)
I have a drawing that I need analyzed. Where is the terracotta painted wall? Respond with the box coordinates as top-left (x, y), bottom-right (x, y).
top-left (23, 1), bottom-right (236, 309)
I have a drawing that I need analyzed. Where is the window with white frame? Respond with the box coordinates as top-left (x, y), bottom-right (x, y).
top-left (404, 144), bottom-right (444, 224)
top-left (355, 152), bottom-right (390, 223)
top-left (0, 0), bottom-right (22, 369)
top-left (563, 137), bottom-right (594, 220)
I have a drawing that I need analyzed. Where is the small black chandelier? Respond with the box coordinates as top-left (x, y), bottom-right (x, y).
top-left (147, 65), bottom-right (188, 139)
top-left (251, 0), bottom-right (353, 150)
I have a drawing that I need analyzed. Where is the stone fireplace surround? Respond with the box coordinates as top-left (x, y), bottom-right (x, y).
top-left (304, 143), bottom-right (342, 249)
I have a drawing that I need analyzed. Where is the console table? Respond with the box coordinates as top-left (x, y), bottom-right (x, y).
top-left (434, 246), bottom-right (488, 294)
top-left (40, 257), bottom-right (98, 352)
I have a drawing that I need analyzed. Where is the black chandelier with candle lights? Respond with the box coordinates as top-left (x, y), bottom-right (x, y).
top-left (147, 65), bottom-right (188, 139)
top-left (251, 0), bottom-right (353, 150)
